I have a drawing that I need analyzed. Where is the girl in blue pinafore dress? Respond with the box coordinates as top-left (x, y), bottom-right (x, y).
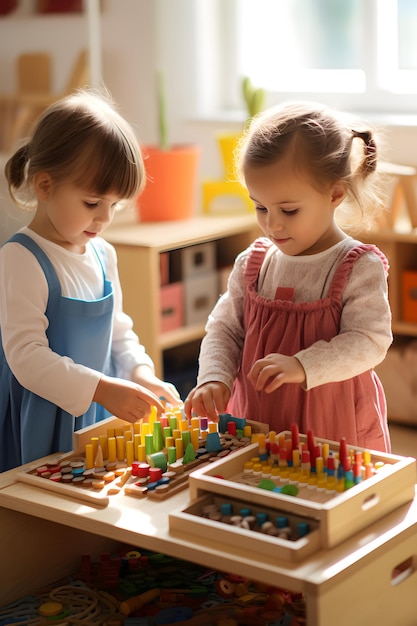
top-left (0, 232), bottom-right (115, 469)
top-left (0, 90), bottom-right (181, 472)
top-left (185, 102), bottom-right (392, 452)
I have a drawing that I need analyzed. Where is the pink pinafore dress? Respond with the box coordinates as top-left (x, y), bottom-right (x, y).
top-left (227, 238), bottom-right (391, 452)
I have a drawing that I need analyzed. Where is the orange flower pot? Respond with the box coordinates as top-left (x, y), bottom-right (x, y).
top-left (137, 144), bottom-right (200, 222)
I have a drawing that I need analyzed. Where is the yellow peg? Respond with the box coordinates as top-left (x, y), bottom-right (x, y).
top-left (85, 443), bottom-right (94, 469)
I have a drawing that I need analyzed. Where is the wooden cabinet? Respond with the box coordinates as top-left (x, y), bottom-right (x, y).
top-left (104, 210), bottom-right (261, 379)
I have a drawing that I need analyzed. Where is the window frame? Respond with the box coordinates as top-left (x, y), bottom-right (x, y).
top-left (199, 0), bottom-right (417, 122)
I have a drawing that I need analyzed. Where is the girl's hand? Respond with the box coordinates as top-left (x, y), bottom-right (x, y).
top-left (184, 382), bottom-right (231, 423)
top-left (93, 375), bottom-right (165, 424)
top-left (131, 365), bottom-right (182, 407)
top-left (248, 354), bottom-right (306, 392)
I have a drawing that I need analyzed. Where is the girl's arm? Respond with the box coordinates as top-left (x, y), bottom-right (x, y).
top-left (296, 250), bottom-right (392, 389)
top-left (183, 250), bottom-right (249, 420)
top-left (195, 249), bottom-right (248, 390)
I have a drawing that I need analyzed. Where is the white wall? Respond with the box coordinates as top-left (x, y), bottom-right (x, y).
top-left (0, 5), bottom-right (87, 93)
top-left (0, 0), bottom-right (416, 193)
top-left (99, 0), bottom-right (229, 181)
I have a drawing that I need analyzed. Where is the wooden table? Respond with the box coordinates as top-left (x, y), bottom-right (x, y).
top-left (1, 452), bottom-right (417, 625)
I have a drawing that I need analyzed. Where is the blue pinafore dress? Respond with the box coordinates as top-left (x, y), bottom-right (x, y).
top-left (0, 233), bottom-right (115, 472)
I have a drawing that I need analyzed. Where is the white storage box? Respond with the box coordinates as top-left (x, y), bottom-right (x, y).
top-left (184, 270), bottom-right (219, 326)
top-left (180, 242), bottom-right (216, 278)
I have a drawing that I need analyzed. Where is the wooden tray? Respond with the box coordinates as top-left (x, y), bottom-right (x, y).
top-left (169, 492), bottom-right (321, 563)
top-left (186, 432), bottom-right (417, 549)
top-left (15, 416), bottom-right (256, 508)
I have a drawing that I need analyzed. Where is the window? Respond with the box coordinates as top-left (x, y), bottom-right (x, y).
top-left (212, 0), bottom-right (417, 119)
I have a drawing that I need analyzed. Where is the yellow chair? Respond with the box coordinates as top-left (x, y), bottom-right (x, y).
top-left (202, 179), bottom-right (254, 214)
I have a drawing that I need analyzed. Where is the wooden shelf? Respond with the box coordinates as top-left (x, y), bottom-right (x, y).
top-left (158, 323), bottom-right (207, 350)
top-left (104, 209), bottom-right (417, 414)
top-left (360, 228), bottom-right (417, 336)
top-left (392, 320), bottom-right (417, 337)
top-left (358, 224), bottom-right (417, 424)
top-left (104, 210), bottom-right (261, 378)
top-left (105, 209), bottom-right (260, 250)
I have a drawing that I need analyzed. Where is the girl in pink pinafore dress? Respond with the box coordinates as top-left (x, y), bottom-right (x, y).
top-left (185, 102), bottom-right (392, 452)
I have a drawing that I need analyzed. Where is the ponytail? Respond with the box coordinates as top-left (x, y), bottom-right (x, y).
top-left (5, 144), bottom-right (32, 208)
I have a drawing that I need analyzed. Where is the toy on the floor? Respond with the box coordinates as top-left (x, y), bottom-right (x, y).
top-left (0, 546), bottom-right (306, 625)
top-left (15, 411), bottom-right (255, 506)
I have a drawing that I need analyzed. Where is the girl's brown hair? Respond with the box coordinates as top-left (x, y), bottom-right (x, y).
top-left (236, 101), bottom-right (388, 231)
top-left (5, 89), bottom-right (145, 210)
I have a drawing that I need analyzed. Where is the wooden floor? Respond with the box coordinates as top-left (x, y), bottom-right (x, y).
top-left (390, 422), bottom-right (417, 457)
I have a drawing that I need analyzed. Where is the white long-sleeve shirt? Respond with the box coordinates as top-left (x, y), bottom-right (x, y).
top-left (197, 237), bottom-right (393, 391)
top-left (0, 227), bottom-right (154, 417)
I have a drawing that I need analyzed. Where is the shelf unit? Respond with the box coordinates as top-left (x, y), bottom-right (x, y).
top-left (357, 226), bottom-right (417, 424)
top-left (359, 227), bottom-right (417, 338)
top-left (104, 210), bottom-right (261, 378)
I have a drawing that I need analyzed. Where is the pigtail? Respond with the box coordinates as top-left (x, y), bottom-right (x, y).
top-left (352, 130), bottom-right (377, 176)
top-left (340, 126), bottom-right (389, 232)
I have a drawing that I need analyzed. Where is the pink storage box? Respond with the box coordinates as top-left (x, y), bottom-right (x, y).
top-left (160, 282), bottom-right (183, 333)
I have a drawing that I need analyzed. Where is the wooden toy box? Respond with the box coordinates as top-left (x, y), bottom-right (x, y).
top-left (169, 490), bottom-right (322, 562)
top-left (169, 432), bottom-right (417, 561)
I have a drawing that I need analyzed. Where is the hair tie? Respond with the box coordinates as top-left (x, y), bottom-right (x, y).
top-left (352, 130), bottom-right (372, 145)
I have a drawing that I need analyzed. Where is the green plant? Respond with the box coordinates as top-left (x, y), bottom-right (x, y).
top-left (157, 71), bottom-right (169, 150)
top-left (241, 76), bottom-right (266, 127)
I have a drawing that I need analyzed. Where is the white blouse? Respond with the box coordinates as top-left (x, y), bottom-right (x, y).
top-left (0, 227), bottom-right (154, 417)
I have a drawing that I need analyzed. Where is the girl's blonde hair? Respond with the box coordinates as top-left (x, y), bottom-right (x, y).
top-left (236, 101), bottom-right (388, 231)
top-left (5, 89), bottom-right (145, 210)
